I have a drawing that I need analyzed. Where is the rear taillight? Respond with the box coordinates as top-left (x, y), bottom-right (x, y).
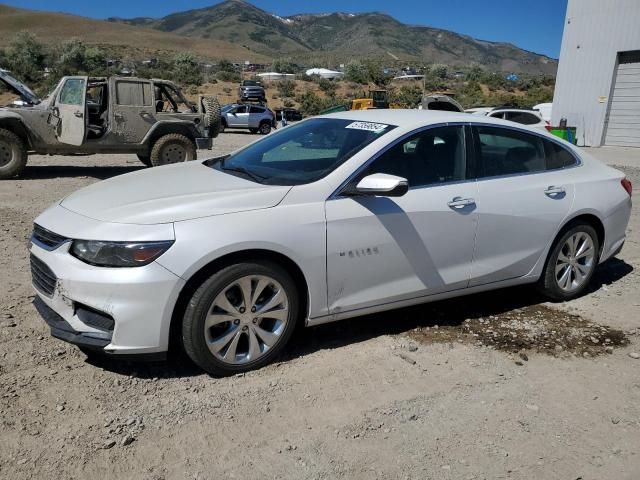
top-left (621, 178), bottom-right (632, 196)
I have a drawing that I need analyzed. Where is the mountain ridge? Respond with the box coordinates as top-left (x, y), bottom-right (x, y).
top-left (108, 0), bottom-right (557, 74)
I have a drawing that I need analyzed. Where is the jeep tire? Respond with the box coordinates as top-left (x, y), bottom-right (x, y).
top-left (0, 128), bottom-right (28, 179)
top-left (202, 96), bottom-right (222, 138)
top-left (149, 134), bottom-right (197, 167)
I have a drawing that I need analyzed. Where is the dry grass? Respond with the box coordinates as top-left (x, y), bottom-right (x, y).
top-left (0, 5), bottom-right (269, 62)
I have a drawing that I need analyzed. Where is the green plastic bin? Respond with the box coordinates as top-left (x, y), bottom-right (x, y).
top-left (548, 127), bottom-right (577, 145)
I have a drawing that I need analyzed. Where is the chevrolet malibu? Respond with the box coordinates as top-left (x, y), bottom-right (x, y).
top-left (30, 110), bottom-right (632, 375)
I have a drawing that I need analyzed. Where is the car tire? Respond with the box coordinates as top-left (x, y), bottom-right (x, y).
top-left (538, 222), bottom-right (600, 301)
top-left (259, 122), bottom-right (271, 135)
top-left (0, 128), bottom-right (28, 179)
top-left (137, 153), bottom-right (152, 167)
top-left (149, 134), bottom-right (197, 167)
top-left (182, 261), bottom-right (300, 376)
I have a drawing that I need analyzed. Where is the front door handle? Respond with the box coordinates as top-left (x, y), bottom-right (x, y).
top-left (74, 111), bottom-right (83, 118)
top-left (447, 197), bottom-right (476, 209)
top-left (544, 185), bottom-right (566, 196)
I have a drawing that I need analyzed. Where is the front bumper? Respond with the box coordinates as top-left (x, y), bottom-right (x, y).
top-left (29, 238), bottom-right (185, 356)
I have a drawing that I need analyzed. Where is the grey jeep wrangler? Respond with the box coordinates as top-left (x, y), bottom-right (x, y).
top-left (0, 70), bottom-right (221, 179)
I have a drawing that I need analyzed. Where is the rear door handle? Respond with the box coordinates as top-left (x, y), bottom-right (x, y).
top-left (544, 185), bottom-right (566, 196)
top-left (447, 197), bottom-right (476, 209)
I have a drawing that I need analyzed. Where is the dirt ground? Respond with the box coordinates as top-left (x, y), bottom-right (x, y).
top-left (1, 135), bottom-right (639, 480)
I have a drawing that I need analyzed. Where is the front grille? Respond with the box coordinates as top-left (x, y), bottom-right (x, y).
top-left (32, 224), bottom-right (68, 250)
top-left (30, 254), bottom-right (57, 297)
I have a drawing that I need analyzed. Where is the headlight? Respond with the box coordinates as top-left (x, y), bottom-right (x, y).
top-left (70, 240), bottom-right (174, 267)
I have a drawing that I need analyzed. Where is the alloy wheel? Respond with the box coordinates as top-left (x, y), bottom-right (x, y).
top-left (204, 275), bottom-right (289, 365)
top-left (555, 232), bottom-right (595, 292)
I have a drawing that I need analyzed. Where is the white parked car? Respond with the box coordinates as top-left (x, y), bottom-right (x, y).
top-left (485, 108), bottom-right (548, 130)
top-left (30, 111), bottom-right (632, 375)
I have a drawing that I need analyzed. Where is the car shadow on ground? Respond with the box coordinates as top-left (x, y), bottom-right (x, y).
top-left (84, 257), bottom-right (633, 379)
top-left (20, 164), bottom-right (144, 180)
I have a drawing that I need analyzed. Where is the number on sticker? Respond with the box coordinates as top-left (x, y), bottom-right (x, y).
top-left (345, 121), bottom-right (389, 133)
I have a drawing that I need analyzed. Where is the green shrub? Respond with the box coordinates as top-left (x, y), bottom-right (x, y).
top-left (5, 32), bottom-right (47, 83)
top-left (216, 71), bottom-right (241, 83)
top-left (277, 79), bottom-right (296, 98)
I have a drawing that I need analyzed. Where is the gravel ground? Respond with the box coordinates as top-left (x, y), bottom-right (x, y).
top-left (0, 136), bottom-right (639, 480)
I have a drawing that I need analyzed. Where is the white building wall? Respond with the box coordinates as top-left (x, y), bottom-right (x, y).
top-left (552, 0), bottom-right (640, 146)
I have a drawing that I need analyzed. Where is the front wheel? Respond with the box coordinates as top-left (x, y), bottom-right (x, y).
top-left (149, 134), bottom-right (196, 167)
top-left (538, 223), bottom-right (599, 300)
top-left (182, 262), bottom-right (299, 376)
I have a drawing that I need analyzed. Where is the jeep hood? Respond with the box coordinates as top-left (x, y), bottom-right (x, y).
top-left (60, 161), bottom-right (292, 224)
top-left (0, 69), bottom-right (40, 105)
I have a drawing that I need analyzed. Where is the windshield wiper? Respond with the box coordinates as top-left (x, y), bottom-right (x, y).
top-left (221, 165), bottom-right (266, 183)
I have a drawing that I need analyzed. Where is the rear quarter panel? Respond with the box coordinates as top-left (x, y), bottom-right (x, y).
top-left (564, 151), bottom-right (631, 262)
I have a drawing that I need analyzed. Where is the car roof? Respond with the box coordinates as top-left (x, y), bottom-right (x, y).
top-left (321, 109), bottom-right (493, 127)
top-left (320, 109), bottom-right (554, 136)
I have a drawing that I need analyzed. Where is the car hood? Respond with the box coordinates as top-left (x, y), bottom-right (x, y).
top-left (0, 69), bottom-right (40, 105)
top-left (60, 161), bottom-right (292, 225)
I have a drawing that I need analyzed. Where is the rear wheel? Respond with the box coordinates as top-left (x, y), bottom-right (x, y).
top-left (538, 223), bottom-right (599, 300)
top-left (182, 261), bottom-right (299, 376)
top-left (259, 122), bottom-right (271, 135)
top-left (149, 134), bottom-right (196, 167)
top-left (0, 128), bottom-right (28, 179)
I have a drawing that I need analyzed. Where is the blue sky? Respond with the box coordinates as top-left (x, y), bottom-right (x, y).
top-left (5, 0), bottom-right (568, 58)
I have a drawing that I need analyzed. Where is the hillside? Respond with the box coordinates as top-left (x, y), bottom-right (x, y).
top-left (0, 4), bottom-right (268, 61)
top-left (110, 0), bottom-right (557, 74)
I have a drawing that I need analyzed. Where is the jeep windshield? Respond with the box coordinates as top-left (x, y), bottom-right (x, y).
top-left (206, 118), bottom-right (396, 186)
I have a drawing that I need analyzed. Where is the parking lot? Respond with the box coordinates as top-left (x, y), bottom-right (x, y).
top-left (1, 133), bottom-right (639, 480)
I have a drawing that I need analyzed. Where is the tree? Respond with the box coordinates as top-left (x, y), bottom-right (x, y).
top-left (277, 80), bottom-right (296, 98)
top-left (344, 60), bottom-right (369, 85)
top-left (430, 64), bottom-right (448, 79)
top-left (271, 59), bottom-right (297, 74)
top-left (318, 78), bottom-right (337, 97)
top-left (217, 59), bottom-right (236, 72)
top-left (5, 32), bottom-right (46, 83)
top-left (172, 52), bottom-right (202, 86)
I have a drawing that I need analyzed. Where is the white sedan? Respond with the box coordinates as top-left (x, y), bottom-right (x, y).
top-left (30, 111), bottom-right (632, 375)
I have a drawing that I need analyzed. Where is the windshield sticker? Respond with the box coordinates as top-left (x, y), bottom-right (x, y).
top-left (345, 121), bottom-right (389, 133)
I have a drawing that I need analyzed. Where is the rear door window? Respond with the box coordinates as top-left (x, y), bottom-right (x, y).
top-left (475, 126), bottom-right (546, 177)
top-left (249, 106), bottom-right (264, 114)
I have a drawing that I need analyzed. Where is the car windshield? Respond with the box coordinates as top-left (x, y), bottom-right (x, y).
top-left (221, 104), bottom-right (236, 112)
top-left (206, 118), bottom-right (396, 186)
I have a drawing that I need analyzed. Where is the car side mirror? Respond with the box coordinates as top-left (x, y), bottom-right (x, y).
top-left (347, 173), bottom-right (409, 197)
